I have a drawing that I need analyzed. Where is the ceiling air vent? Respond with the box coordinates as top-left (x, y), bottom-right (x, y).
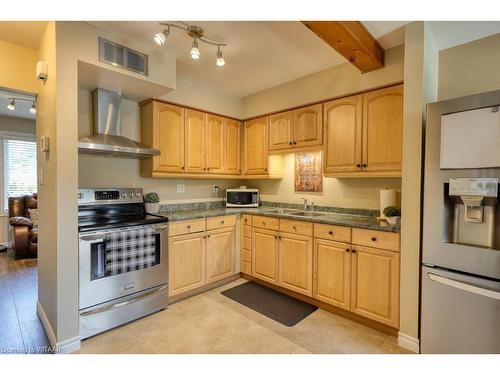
top-left (98, 37), bottom-right (149, 76)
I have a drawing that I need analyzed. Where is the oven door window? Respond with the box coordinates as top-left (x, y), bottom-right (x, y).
top-left (90, 233), bottom-right (161, 280)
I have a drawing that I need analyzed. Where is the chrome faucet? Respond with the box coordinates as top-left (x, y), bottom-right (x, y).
top-left (301, 198), bottom-right (308, 210)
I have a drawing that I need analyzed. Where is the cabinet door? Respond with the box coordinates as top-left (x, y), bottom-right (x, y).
top-left (224, 118), bottom-right (241, 175)
top-left (168, 232), bottom-right (206, 296)
top-left (269, 111), bottom-right (293, 151)
top-left (185, 109), bottom-right (207, 173)
top-left (351, 245), bottom-right (400, 328)
top-left (278, 232), bottom-right (313, 296)
top-left (324, 95), bottom-right (362, 173)
top-left (292, 103), bottom-right (323, 148)
top-left (243, 117), bottom-right (269, 175)
top-left (206, 228), bottom-right (235, 284)
top-left (313, 239), bottom-right (351, 310)
top-left (362, 85), bottom-right (403, 172)
top-left (252, 227), bottom-right (278, 284)
top-left (155, 102), bottom-right (185, 173)
top-left (206, 114), bottom-right (224, 174)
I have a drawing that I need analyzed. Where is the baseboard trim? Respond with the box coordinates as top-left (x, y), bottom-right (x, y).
top-left (398, 332), bottom-right (420, 353)
top-left (168, 273), bottom-right (241, 304)
top-left (37, 301), bottom-right (81, 354)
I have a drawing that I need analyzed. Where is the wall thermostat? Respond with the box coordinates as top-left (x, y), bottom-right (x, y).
top-left (36, 61), bottom-right (48, 81)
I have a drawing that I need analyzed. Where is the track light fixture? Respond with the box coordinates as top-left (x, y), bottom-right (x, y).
top-left (153, 22), bottom-right (227, 67)
top-left (7, 99), bottom-right (15, 111)
top-left (6, 97), bottom-right (36, 115)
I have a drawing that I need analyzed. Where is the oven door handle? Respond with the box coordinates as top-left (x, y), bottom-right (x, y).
top-left (79, 234), bottom-right (107, 244)
top-left (427, 272), bottom-right (500, 301)
top-left (80, 285), bottom-right (168, 316)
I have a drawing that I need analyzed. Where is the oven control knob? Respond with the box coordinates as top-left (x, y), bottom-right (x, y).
top-left (128, 192), bottom-right (134, 198)
top-left (121, 192), bottom-right (127, 198)
top-left (78, 192), bottom-right (83, 199)
top-left (135, 192), bottom-right (141, 197)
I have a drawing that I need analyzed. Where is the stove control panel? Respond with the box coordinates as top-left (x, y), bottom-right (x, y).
top-left (78, 188), bottom-right (143, 205)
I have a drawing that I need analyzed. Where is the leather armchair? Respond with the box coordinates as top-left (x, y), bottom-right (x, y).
top-left (8, 194), bottom-right (37, 258)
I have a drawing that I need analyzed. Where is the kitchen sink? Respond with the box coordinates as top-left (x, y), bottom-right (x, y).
top-left (262, 208), bottom-right (299, 214)
top-left (290, 211), bottom-right (329, 217)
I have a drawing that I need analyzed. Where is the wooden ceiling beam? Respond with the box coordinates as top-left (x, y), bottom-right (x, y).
top-left (301, 21), bottom-right (385, 73)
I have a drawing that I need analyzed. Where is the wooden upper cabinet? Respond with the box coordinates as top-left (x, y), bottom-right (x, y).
top-left (269, 111), bottom-right (293, 151)
top-left (243, 117), bottom-right (269, 175)
top-left (185, 109), bottom-right (207, 173)
top-left (324, 95), bottom-right (362, 173)
top-left (206, 114), bottom-right (224, 174)
top-left (144, 102), bottom-right (185, 173)
top-left (224, 118), bottom-right (241, 175)
top-left (362, 85), bottom-right (403, 172)
top-left (292, 103), bottom-right (323, 148)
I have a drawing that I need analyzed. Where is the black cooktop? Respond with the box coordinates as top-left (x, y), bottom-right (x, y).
top-left (78, 203), bottom-right (168, 233)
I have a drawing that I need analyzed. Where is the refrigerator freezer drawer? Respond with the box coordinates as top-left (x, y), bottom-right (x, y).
top-left (421, 265), bottom-right (500, 353)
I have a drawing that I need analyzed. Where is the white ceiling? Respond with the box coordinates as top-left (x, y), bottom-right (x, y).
top-left (0, 88), bottom-right (36, 120)
top-left (427, 21), bottom-right (500, 50)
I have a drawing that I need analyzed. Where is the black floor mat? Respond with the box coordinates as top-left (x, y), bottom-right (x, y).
top-left (221, 281), bottom-right (318, 327)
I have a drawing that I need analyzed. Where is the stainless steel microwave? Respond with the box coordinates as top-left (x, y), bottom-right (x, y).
top-left (226, 188), bottom-right (259, 207)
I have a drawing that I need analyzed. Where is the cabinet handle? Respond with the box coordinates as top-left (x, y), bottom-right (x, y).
top-left (221, 220), bottom-right (225, 224)
top-left (181, 166), bottom-right (185, 170)
top-left (207, 167), bottom-right (210, 171)
top-left (264, 168), bottom-right (268, 172)
top-left (356, 164), bottom-right (361, 168)
top-left (328, 230), bottom-right (333, 235)
top-left (292, 226), bottom-right (296, 231)
top-left (274, 235), bottom-right (278, 239)
top-left (293, 141), bottom-right (297, 145)
top-left (371, 236), bottom-right (377, 242)
top-left (262, 221), bottom-right (266, 226)
top-left (203, 235), bottom-right (206, 239)
top-left (278, 235), bottom-right (282, 240)
top-left (345, 248), bottom-right (350, 253)
top-left (187, 225), bottom-right (191, 229)
top-left (289, 142), bottom-right (292, 146)
top-left (207, 234), bottom-right (211, 238)
top-left (362, 164), bottom-right (367, 168)
top-left (351, 249), bottom-right (356, 254)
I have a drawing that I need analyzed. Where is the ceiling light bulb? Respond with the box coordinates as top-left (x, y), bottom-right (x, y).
top-left (29, 102), bottom-right (36, 114)
top-left (216, 48), bottom-right (225, 67)
top-left (190, 39), bottom-right (200, 60)
top-left (7, 99), bottom-right (15, 111)
top-left (153, 32), bottom-right (166, 46)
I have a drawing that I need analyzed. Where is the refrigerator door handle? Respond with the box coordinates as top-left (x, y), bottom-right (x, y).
top-left (427, 272), bottom-right (500, 301)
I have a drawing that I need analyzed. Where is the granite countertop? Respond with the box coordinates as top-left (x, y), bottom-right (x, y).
top-left (163, 206), bottom-right (400, 233)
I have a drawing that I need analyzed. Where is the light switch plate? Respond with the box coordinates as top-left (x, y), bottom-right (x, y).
top-left (176, 184), bottom-right (185, 194)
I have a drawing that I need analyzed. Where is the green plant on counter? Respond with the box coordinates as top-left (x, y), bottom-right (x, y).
top-left (144, 192), bottom-right (160, 203)
top-left (383, 206), bottom-right (401, 217)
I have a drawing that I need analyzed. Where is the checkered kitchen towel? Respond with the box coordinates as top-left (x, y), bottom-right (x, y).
top-left (104, 227), bottom-right (157, 276)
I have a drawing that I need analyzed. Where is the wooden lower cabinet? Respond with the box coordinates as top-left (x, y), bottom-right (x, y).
top-left (351, 245), bottom-right (400, 328)
top-left (206, 228), bottom-right (235, 284)
top-left (278, 232), bottom-right (313, 296)
top-left (313, 239), bottom-right (351, 310)
top-left (168, 232), bottom-right (206, 297)
top-left (252, 227), bottom-right (279, 284)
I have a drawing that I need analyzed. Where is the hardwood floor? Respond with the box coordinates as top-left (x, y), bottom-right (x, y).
top-left (0, 251), bottom-right (51, 354)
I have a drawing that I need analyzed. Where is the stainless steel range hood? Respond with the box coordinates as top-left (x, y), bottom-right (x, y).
top-left (78, 88), bottom-right (160, 158)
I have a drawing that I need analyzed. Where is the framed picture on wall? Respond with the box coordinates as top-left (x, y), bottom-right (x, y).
top-left (294, 151), bottom-right (323, 192)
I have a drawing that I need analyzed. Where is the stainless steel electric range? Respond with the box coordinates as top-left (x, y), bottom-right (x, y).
top-left (78, 188), bottom-right (168, 339)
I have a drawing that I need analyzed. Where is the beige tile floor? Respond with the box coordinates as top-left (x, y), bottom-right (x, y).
top-left (77, 279), bottom-right (411, 354)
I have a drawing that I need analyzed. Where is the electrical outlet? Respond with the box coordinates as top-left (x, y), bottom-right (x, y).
top-left (176, 184), bottom-right (185, 194)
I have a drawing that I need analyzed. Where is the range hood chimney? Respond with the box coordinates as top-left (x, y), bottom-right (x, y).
top-left (78, 88), bottom-right (160, 158)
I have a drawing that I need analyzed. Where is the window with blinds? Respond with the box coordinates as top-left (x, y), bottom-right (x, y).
top-left (3, 138), bottom-right (37, 211)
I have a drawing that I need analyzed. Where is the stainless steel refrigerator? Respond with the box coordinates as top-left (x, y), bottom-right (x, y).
top-left (421, 90), bottom-right (500, 353)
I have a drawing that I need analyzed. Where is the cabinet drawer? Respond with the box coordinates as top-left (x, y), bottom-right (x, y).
top-left (242, 249), bottom-right (252, 263)
top-left (169, 219), bottom-right (206, 237)
top-left (242, 237), bottom-right (252, 250)
top-left (314, 223), bottom-right (351, 243)
top-left (242, 225), bottom-right (252, 238)
top-left (279, 219), bottom-right (313, 236)
top-left (252, 215), bottom-right (280, 231)
top-left (352, 228), bottom-right (400, 252)
top-left (241, 261), bottom-right (251, 275)
top-left (206, 215), bottom-right (236, 231)
top-left (242, 215), bottom-right (252, 226)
